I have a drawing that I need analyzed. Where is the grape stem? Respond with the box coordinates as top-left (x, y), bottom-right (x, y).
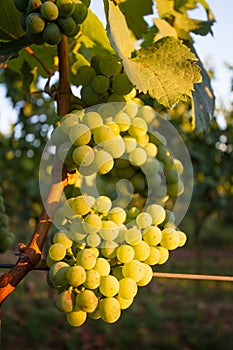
top-left (0, 36), bottom-right (71, 305)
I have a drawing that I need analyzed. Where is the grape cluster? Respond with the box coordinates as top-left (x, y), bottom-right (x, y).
top-left (46, 101), bottom-right (187, 327)
top-left (75, 54), bottom-right (135, 107)
top-left (0, 187), bottom-right (14, 253)
top-left (14, 0), bottom-right (90, 45)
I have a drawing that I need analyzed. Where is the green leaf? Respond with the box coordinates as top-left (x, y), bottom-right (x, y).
top-left (0, 36), bottom-right (32, 66)
top-left (0, 0), bottom-right (24, 41)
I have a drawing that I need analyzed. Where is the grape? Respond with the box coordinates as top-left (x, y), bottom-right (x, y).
top-left (123, 136), bottom-right (137, 153)
top-left (105, 122), bottom-right (120, 136)
top-left (99, 55), bottom-right (120, 77)
top-left (41, 2), bottom-right (58, 20)
top-left (128, 117), bottom-right (148, 138)
top-left (141, 157), bottom-right (161, 176)
top-left (72, 145), bottom-right (94, 167)
top-left (97, 103), bottom-right (117, 118)
top-left (99, 297), bottom-right (121, 323)
top-left (116, 244), bottom-right (135, 263)
top-left (83, 269), bottom-right (101, 289)
top-left (116, 295), bottom-right (134, 310)
top-left (112, 73), bottom-right (133, 95)
top-left (83, 213), bottom-right (102, 234)
top-left (91, 75), bottom-right (110, 94)
top-left (86, 233), bottom-right (101, 247)
top-left (94, 257), bottom-right (111, 276)
top-left (177, 230), bottom-right (187, 247)
top-left (81, 85), bottom-right (100, 106)
top-left (160, 228), bottom-right (180, 250)
top-left (146, 204), bottom-right (166, 226)
top-left (173, 158), bottom-right (184, 174)
top-left (71, 195), bottom-right (94, 216)
top-left (49, 243), bottom-right (66, 261)
top-left (26, 13), bottom-right (45, 34)
top-left (99, 275), bottom-right (119, 297)
top-left (130, 172), bottom-right (147, 193)
top-left (53, 231), bottom-right (73, 248)
top-left (143, 226), bottom-right (162, 246)
top-left (82, 111), bottom-right (103, 130)
top-left (123, 100), bottom-right (138, 118)
top-left (43, 23), bottom-right (62, 45)
top-left (127, 207), bottom-right (140, 220)
top-left (137, 263), bottom-right (153, 286)
top-left (99, 220), bottom-right (119, 241)
top-left (133, 241), bottom-right (150, 261)
top-left (145, 142), bottom-right (158, 157)
top-left (107, 93), bottom-right (125, 103)
top-left (167, 180), bottom-right (184, 196)
top-left (76, 65), bottom-right (96, 86)
top-left (14, 0), bottom-right (29, 12)
top-left (93, 150), bottom-right (114, 174)
top-left (66, 307), bottom-right (87, 327)
top-left (114, 112), bottom-right (131, 131)
top-left (49, 262), bottom-right (70, 289)
top-left (136, 212), bottom-right (152, 229)
top-left (93, 124), bottom-right (115, 144)
top-left (94, 196), bottom-right (112, 214)
top-left (166, 169), bottom-right (179, 184)
top-left (26, 0), bottom-right (42, 14)
top-left (107, 207), bottom-right (126, 224)
top-left (100, 240), bottom-right (118, 258)
top-left (66, 265), bottom-right (86, 286)
top-left (56, 0), bottom-right (75, 17)
top-left (72, 1), bottom-right (88, 24)
top-left (129, 147), bottom-right (147, 166)
top-left (143, 246), bottom-right (161, 265)
top-left (57, 16), bottom-right (77, 37)
top-left (136, 133), bottom-right (149, 147)
top-left (69, 123), bottom-right (91, 146)
top-left (102, 136), bottom-right (125, 158)
top-left (76, 290), bottom-right (98, 313)
top-left (56, 289), bottom-right (74, 312)
top-left (157, 246), bottom-right (169, 264)
top-left (118, 277), bottom-right (138, 299)
top-left (76, 248), bottom-right (97, 270)
top-left (122, 259), bottom-right (144, 282)
top-left (90, 54), bottom-right (103, 74)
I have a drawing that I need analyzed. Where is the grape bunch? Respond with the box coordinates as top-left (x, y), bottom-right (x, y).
top-left (45, 101), bottom-right (188, 327)
top-left (0, 187), bottom-right (15, 253)
top-left (75, 54), bottom-right (135, 107)
top-left (14, 0), bottom-right (90, 45)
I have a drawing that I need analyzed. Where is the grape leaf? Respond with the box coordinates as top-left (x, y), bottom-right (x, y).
top-left (0, 0), bottom-right (24, 41)
top-left (0, 36), bottom-right (32, 66)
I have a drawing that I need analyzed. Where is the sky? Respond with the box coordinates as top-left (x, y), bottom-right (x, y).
top-left (0, 1), bottom-right (232, 134)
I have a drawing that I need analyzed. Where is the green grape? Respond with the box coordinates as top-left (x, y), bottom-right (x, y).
top-left (157, 246), bottom-right (169, 264)
top-left (26, 0), bottom-right (42, 14)
top-left (69, 122), bottom-right (91, 146)
top-left (72, 1), bottom-right (88, 23)
top-left (83, 269), bottom-right (101, 289)
top-left (72, 195), bottom-right (94, 216)
top-left (163, 210), bottom-right (176, 226)
top-left (114, 112), bottom-right (131, 132)
top-left (139, 104), bottom-right (156, 123)
top-left (49, 243), bottom-right (67, 261)
top-left (177, 230), bottom-right (187, 247)
top-left (99, 220), bottom-right (119, 241)
top-left (163, 154), bottom-right (174, 170)
top-left (130, 172), bottom-right (147, 193)
top-left (116, 295), bottom-right (134, 310)
top-left (94, 196), bottom-right (112, 214)
top-left (172, 158), bottom-right (184, 174)
top-left (128, 117), bottom-right (148, 138)
top-left (118, 277), bottom-right (138, 299)
top-left (99, 275), bottom-right (119, 297)
top-left (107, 207), bottom-right (126, 225)
top-left (143, 226), bottom-right (162, 246)
top-left (90, 54), bottom-right (103, 74)
top-left (94, 257), bottom-right (110, 276)
top-left (137, 263), bottom-right (153, 286)
top-left (56, 0), bottom-right (75, 17)
top-left (76, 290), bottom-right (98, 313)
top-left (93, 124), bottom-right (115, 144)
top-left (129, 147), bottom-right (147, 167)
top-left (76, 248), bottom-right (97, 269)
top-left (133, 241), bottom-right (150, 261)
top-left (66, 265), bottom-right (86, 286)
top-left (53, 207), bottom-right (67, 226)
top-left (160, 228), bottom-right (180, 250)
top-left (123, 100), bottom-right (138, 118)
top-left (143, 246), bottom-right (161, 265)
top-left (82, 111), bottom-right (103, 130)
top-left (26, 13), bottom-right (45, 34)
top-left (99, 297), bottom-right (121, 323)
top-left (122, 259), bottom-right (145, 282)
top-left (116, 244), bottom-right (135, 263)
top-left (93, 150), bottom-right (114, 174)
top-left (123, 136), bottom-right (137, 153)
top-left (146, 204), bottom-right (166, 226)
top-left (167, 180), bottom-right (184, 196)
top-left (136, 212), bottom-right (152, 229)
top-left (76, 65), bottom-right (96, 86)
top-left (49, 261), bottom-right (70, 289)
top-left (166, 169), bottom-right (179, 184)
top-left (53, 231), bottom-right (73, 248)
top-left (99, 55), bottom-right (120, 77)
top-left (56, 289), bottom-right (74, 312)
top-left (86, 233), bottom-right (101, 247)
top-left (100, 240), bottom-right (118, 259)
top-left (0, 214), bottom-right (9, 227)
top-left (107, 93), bottom-right (126, 103)
top-left (83, 213), bottom-right (102, 234)
top-left (81, 85), bottom-right (100, 106)
top-left (91, 75), bottom-right (110, 94)
top-left (149, 130), bottom-right (167, 147)
top-left (14, 0), bottom-right (29, 12)
top-left (72, 145), bottom-right (94, 167)
top-left (97, 103), bottom-right (117, 118)
top-left (145, 142), bottom-right (158, 158)
top-left (66, 307), bottom-right (87, 327)
top-left (102, 136), bottom-right (125, 158)
top-left (141, 157), bottom-right (161, 176)
top-left (112, 73), bottom-right (133, 95)
top-left (41, 2), bottom-right (58, 20)
top-left (57, 16), bottom-right (77, 37)
top-left (43, 23), bottom-right (62, 45)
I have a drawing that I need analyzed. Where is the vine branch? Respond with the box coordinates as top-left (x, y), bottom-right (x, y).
top-left (0, 36), bottom-right (71, 305)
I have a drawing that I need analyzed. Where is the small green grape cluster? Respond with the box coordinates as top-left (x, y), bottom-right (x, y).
top-left (47, 195), bottom-right (187, 327)
top-left (0, 187), bottom-right (14, 253)
top-left (14, 0), bottom-right (90, 45)
top-left (75, 54), bottom-right (135, 107)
